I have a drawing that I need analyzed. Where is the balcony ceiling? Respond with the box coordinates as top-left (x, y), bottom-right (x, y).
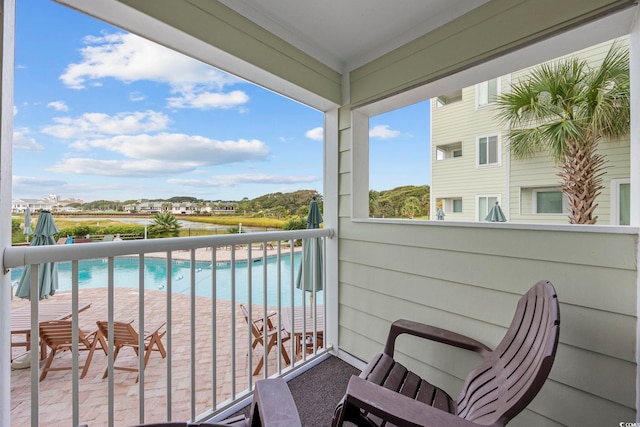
top-left (217, 0), bottom-right (489, 72)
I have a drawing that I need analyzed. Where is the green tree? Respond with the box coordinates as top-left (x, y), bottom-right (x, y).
top-left (283, 217), bottom-right (307, 230)
top-left (271, 206), bottom-right (287, 219)
top-left (400, 196), bottom-right (421, 219)
top-left (496, 43), bottom-right (630, 224)
top-left (369, 190), bottom-right (380, 217)
top-left (148, 212), bottom-right (181, 238)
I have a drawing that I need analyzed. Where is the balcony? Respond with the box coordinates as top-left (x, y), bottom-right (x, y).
top-left (5, 230), bottom-right (334, 426)
top-left (1, 1), bottom-right (639, 425)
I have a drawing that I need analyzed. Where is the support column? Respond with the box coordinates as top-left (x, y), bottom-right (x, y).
top-left (324, 107), bottom-right (339, 354)
top-left (0, 0), bottom-right (16, 425)
top-left (631, 4), bottom-right (640, 422)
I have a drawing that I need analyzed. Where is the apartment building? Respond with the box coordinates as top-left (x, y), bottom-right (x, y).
top-left (431, 37), bottom-right (630, 225)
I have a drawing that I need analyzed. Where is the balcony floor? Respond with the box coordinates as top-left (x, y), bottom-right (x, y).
top-left (11, 287), bottom-right (355, 426)
top-left (231, 355), bottom-right (361, 426)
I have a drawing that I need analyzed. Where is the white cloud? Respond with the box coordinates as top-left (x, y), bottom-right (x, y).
top-left (305, 127), bottom-right (323, 141)
top-left (13, 128), bottom-right (44, 151)
top-left (167, 90), bottom-right (249, 110)
top-left (369, 124), bottom-right (401, 139)
top-left (47, 101), bottom-right (69, 112)
top-left (70, 134), bottom-right (270, 165)
top-left (13, 106), bottom-right (18, 116)
top-left (48, 158), bottom-right (200, 177)
top-left (59, 32), bottom-right (249, 111)
top-left (13, 175), bottom-right (67, 187)
top-left (41, 110), bottom-right (170, 139)
top-left (61, 33), bottom-right (237, 89)
top-left (129, 91), bottom-right (145, 102)
top-left (168, 173), bottom-right (320, 187)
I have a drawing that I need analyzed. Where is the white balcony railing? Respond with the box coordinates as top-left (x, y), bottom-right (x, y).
top-left (3, 228), bottom-right (333, 427)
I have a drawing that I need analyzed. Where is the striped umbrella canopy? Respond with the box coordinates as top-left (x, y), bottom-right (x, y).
top-left (296, 196), bottom-right (324, 294)
top-left (15, 211), bottom-right (60, 300)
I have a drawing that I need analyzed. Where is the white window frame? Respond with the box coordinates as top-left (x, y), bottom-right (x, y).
top-left (476, 134), bottom-right (501, 167)
top-left (350, 12), bottom-right (635, 228)
top-left (452, 198), bottom-right (463, 213)
top-left (610, 178), bottom-right (631, 225)
top-left (531, 187), bottom-right (568, 214)
top-left (476, 194), bottom-right (501, 222)
top-left (475, 77), bottom-right (500, 108)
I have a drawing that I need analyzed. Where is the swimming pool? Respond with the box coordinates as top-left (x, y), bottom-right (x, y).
top-left (11, 252), bottom-right (322, 306)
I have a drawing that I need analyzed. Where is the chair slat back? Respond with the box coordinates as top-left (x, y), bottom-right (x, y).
top-left (40, 320), bottom-right (74, 346)
top-left (456, 280), bottom-right (560, 426)
top-left (97, 320), bottom-right (139, 347)
top-left (240, 304), bottom-right (263, 339)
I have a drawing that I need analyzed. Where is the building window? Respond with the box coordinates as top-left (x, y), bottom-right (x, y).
top-left (452, 198), bottom-right (462, 213)
top-left (436, 142), bottom-right (462, 161)
top-left (477, 195), bottom-right (499, 221)
top-left (531, 188), bottom-right (567, 214)
top-left (611, 179), bottom-right (630, 225)
top-left (436, 197), bottom-right (463, 217)
top-left (477, 135), bottom-right (499, 166)
top-left (476, 78), bottom-right (499, 108)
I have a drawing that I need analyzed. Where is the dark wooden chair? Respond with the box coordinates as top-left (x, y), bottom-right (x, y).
top-left (39, 320), bottom-right (105, 381)
top-left (126, 379), bottom-right (301, 427)
top-left (96, 319), bottom-right (167, 382)
top-left (332, 280), bottom-right (560, 427)
top-left (239, 304), bottom-right (291, 375)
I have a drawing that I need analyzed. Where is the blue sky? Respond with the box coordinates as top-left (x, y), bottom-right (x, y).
top-left (13, 0), bottom-right (430, 203)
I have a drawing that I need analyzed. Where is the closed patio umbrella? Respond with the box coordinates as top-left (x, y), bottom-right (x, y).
top-left (296, 196), bottom-right (323, 304)
top-left (23, 207), bottom-right (33, 243)
top-left (15, 210), bottom-right (60, 300)
top-left (436, 208), bottom-right (445, 220)
top-left (485, 201), bottom-right (507, 222)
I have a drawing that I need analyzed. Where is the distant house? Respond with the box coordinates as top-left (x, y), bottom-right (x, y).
top-left (211, 202), bottom-right (237, 214)
top-left (11, 198), bottom-right (56, 213)
top-left (138, 201), bottom-right (163, 214)
top-left (171, 202), bottom-right (196, 215)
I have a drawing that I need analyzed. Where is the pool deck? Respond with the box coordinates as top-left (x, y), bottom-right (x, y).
top-left (10, 245), bottom-right (306, 426)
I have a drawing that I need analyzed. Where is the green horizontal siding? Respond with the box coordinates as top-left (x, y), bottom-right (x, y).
top-left (338, 220), bottom-right (637, 425)
top-left (350, 0), bottom-right (635, 107)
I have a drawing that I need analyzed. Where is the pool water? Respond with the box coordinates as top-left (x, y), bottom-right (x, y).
top-left (11, 252), bottom-right (322, 306)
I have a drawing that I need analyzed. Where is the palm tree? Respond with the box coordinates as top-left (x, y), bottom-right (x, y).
top-left (149, 212), bottom-right (181, 238)
top-left (495, 42), bottom-right (630, 224)
top-left (401, 196), bottom-right (421, 219)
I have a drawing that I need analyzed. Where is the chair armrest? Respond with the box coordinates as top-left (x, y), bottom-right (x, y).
top-left (144, 322), bottom-right (167, 338)
top-left (341, 376), bottom-right (478, 427)
top-left (250, 378), bottom-right (301, 427)
top-left (383, 319), bottom-right (491, 358)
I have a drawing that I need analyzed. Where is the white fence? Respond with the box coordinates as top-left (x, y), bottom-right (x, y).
top-left (2, 229), bottom-right (333, 426)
